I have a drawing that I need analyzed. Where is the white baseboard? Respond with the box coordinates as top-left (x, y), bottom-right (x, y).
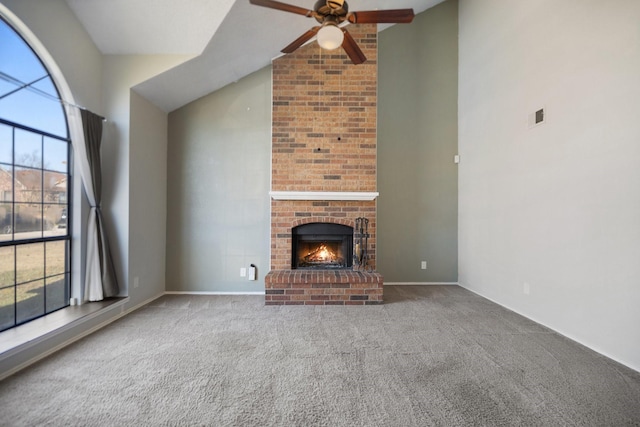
top-left (166, 285), bottom-right (459, 292)
top-left (165, 291), bottom-right (266, 296)
top-left (384, 282), bottom-right (459, 286)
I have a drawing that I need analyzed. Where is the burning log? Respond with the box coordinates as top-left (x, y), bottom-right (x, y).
top-left (300, 243), bottom-right (345, 268)
top-left (304, 244), bottom-right (335, 262)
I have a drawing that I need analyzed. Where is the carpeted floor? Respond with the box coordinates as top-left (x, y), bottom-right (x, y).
top-left (1, 285), bottom-right (639, 426)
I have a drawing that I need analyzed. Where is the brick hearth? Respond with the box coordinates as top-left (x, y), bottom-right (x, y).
top-left (265, 270), bottom-right (383, 305)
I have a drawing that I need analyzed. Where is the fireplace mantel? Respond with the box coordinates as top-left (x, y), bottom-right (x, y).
top-left (269, 191), bottom-right (379, 201)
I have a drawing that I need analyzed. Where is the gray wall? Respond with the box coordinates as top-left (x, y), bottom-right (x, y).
top-left (166, 67), bottom-right (272, 293)
top-left (458, 0), bottom-right (640, 371)
top-left (377, 0), bottom-right (459, 283)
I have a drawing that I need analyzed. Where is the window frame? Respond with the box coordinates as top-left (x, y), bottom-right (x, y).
top-left (0, 17), bottom-right (73, 332)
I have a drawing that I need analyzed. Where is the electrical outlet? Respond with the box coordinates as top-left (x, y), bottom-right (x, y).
top-left (133, 276), bottom-right (139, 288)
top-left (523, 282), bottom-right (530, 295)
top-left (421, 261), bottom-right (427, 270)
top-left (240, 268), bottom-right (247, 277)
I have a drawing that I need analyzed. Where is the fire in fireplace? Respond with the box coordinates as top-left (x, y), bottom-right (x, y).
top-left (292, 223), bottom-right (353, 270)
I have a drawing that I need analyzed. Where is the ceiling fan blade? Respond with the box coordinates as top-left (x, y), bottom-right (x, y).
top-left (282, 27), bottom-right (320, 53)
top-left (341, 29), bottom-right (367, 65)
top-left (347, 9), bottom-right (415, 24)
top-left (249, 0), bottom-right (314, 17)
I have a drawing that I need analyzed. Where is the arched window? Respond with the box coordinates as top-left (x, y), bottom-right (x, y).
top-left (0, 17), bottom-right (71, 331)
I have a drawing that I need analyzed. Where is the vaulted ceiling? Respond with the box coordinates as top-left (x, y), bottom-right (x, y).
top-left (65, 0), bottom-right (445, 112)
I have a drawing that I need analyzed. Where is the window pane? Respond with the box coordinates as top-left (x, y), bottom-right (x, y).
top-left (44, 204), bottom-right (66, 237)
top-left (31, 75), bottom-right (59, 99)
top-left (0, 22), bottom-right (67, 138)
top-left (0, 21), bottom-right (48, 84)
top-left (0, 80), bottom-right (14, 99)
top-left (16, 279), bottom-right (44, 324)
top-left (46, 240), bottom-right (66, 276)
top-left (0, 286), bottom-right (15, 331)
top-left (0, 245), bottom-right (14, 287)
top-left (0, 202), bottom-right (11, 241)
top-left (46, 274), bottom-right (68, 312)
top-left (16, 242), bottom-right (44, 284)
top-left (0, 124), bottom-right (11, 164)
top-left (15, 166), bottom-right (41, 203)
top-left (14, 129), bottom-right (41, 168)
top-left (44, 171), bottom-right (66, 203)
top-left (43, 137), bottom-right (67, 173)
top-left (0, 81), bottom-right (67, 138)
top-left (13, 203), bottom-right (43, 239)
top-left (0, 164), bottom-right (13, 202)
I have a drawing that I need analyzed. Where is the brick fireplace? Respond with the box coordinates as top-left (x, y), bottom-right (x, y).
top-left (265, 24), bottom-right (383, 305)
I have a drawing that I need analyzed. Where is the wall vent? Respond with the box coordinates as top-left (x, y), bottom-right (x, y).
top-left (528, 106), bottom-right (546, 128)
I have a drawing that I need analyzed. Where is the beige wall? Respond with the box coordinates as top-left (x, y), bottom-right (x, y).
top-left (378, 0), bottom-right (459, 283)
top-left (458, 0), bottom-right (640, 371)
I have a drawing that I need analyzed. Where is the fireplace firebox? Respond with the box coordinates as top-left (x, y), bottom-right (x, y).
top-left (292, 223), bottom-right (353, 270)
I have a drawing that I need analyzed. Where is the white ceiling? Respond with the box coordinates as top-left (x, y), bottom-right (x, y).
top-left (65, 0), bottom-right (236, 55)
top-left (65, 0), bottom-right (445, 112)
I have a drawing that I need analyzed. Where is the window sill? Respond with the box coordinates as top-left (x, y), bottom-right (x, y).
top-left (0, 297), bottom-right (128, 357)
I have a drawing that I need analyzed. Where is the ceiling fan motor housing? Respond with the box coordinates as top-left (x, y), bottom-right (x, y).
top-left (314, 0), bottom-right (348, 23)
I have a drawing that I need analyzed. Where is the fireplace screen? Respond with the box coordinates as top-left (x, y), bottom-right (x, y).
top-left (292, 223), bottom-right (353, 270)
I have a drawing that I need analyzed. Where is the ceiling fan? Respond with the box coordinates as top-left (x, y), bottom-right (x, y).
top-left (249, 0), bottom-right (414, 64)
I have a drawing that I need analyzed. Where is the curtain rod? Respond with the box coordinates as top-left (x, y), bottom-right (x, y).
top-left (0, 70), bottom-right (106, 121)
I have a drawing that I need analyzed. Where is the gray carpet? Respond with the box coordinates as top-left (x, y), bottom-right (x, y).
top-left (1, 285), bottom-right (639, 426)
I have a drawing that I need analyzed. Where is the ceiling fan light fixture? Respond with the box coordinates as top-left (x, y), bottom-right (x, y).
top-left (250, 0), bottom-right (414, 64)
top-left (317, 24), bottom-right (344, 50)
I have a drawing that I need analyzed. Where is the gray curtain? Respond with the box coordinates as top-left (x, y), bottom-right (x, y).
top-left (81, 109), bottom-right (119, 300)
